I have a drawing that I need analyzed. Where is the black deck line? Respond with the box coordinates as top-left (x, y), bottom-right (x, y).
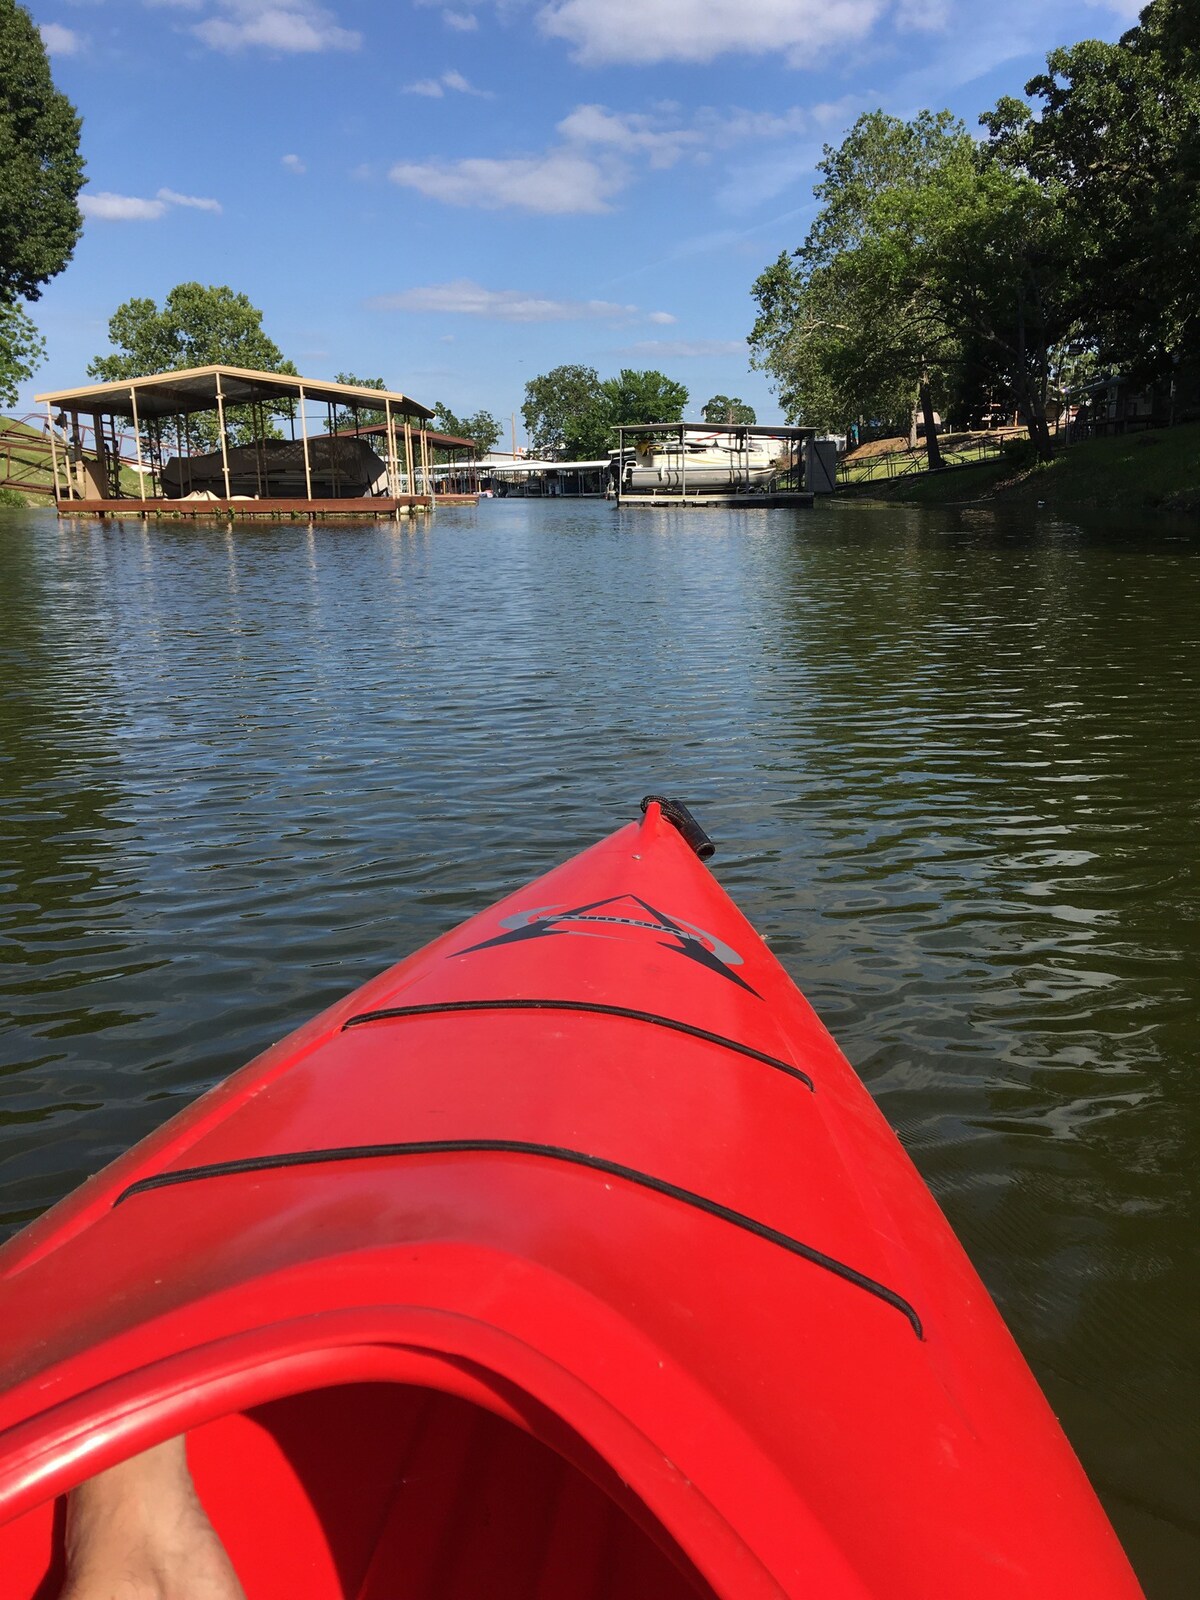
top-left (114, 1137), bottom-right (921, 1338)
top-left (340, 999), bottom-right (814, 1091)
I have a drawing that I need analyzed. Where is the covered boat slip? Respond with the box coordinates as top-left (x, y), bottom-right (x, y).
top-left (34, 366), bottom-right (476, 518)
top-left (613, 422), bottom-right (821, 507)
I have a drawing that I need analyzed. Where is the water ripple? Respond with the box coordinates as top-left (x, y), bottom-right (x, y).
top-left (1, 500), bottom-right (1198, 1594)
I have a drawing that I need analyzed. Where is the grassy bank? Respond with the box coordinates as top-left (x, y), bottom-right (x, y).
top-left (836, 422), bottom-right (1200, 516)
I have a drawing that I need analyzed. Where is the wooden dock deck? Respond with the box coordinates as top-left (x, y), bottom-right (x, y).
top-left (53, 495), bottom-right (478, 519)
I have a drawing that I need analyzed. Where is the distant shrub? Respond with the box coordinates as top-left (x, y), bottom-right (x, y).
top-left (999, 436), bottom-right (1038, 468)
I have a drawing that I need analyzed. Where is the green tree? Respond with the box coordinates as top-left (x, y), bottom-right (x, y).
top-left (751, 112), bottom-right (972, 467)
top-left (701, 395), bottom-right (756, 425)
top-left (88, 283), bottom-right (297, 449)
top-left (521, 364), bottom-right (604, 458)
top-left (751, 108), bottom-right (1073, 462)
top-left (432, 402), bottom-right (502, 453)
top-left (522, 363), bottom-right (689, 459)
top-left (597, 369), bottom-right (688, 432)
top-left (1, 1), bottom-right (85, 402)
top-left (0, 298), bottom-right (44, 408)
top-left (0, 0), bottom-right (84, 304)
top-left (988, 0), bottom-right (1200, 382)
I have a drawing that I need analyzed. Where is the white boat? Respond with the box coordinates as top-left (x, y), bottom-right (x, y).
top-left (617, 430), bottom-right (792, 493)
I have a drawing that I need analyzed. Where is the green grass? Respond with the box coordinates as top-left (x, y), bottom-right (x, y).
top-left (836, 422), bottom-right (1200, 515)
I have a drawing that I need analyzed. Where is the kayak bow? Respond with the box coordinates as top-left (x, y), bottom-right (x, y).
top-left (0, 798), bottom-right (1143, 1598)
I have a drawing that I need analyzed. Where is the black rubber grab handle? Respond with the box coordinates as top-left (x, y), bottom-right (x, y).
top-left (640, 795), bottom-right (716, 861)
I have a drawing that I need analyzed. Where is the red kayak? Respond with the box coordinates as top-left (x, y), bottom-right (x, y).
top-left (0, 799), bottom-right (1142, 1598)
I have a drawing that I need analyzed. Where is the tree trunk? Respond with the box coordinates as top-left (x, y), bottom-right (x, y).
top-left (1014, 291), bottom-right (1054, 463)
top-left (908, 398), bottom-right (919, 451)
top-left (919, 377), bottom-right (943, 470)
top-left (1013, 372), bottom-right (1054, 462)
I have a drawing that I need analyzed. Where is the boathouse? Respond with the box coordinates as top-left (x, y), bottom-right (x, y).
top-left (34, 366), bottom-right (467, 518)
top-left (611, 422), bottom-right (821, 507)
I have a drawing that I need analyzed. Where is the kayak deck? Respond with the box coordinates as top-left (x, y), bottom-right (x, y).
top-left (0, 801), bottom-right (1144, 1598)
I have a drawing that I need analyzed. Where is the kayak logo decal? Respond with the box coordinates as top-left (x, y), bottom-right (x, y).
top-left (454, 893), bottom-right (758, 994)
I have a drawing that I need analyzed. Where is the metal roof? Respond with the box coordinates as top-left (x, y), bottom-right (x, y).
top-left (35, 364), bottom-right (433, 422)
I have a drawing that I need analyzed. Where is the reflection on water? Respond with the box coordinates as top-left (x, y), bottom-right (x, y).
top-left (1, 500), bottom-right (1197, 1594)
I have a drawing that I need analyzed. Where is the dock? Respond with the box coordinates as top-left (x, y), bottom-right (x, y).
top-left (34, 366), bottom-right (476, 519)
top-left (611, 421), bottom-right (831, 508)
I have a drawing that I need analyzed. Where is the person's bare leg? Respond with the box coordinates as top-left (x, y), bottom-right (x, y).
top-left (60, 1437), bottom-right (245, 1600)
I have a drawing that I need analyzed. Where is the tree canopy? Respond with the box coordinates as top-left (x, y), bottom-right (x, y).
top-left (521, 364), bottom-right (604, 458)
top-left (702, 395), bottom-right (756, 425)
top-left (987, 0), bottom-right (1199, 381)
top-left (748, 1), bottom-right (1199, 461)
top-left (750, 107), bottom-right (1075, 460)
top-left (0, 0), bottom-right (84, 305)
top-left (89, 283), bottom-right (296, 448)
top-left (433, 401), bottom-right (502, 453)
top-left (522, 364), bottom-right (689, 459)
top-left (0, 298), bottom-right (44, 408)
top-left (1, 1), bottom-right (85, 403)
top-left (89, 283), bottom-right (293, 383)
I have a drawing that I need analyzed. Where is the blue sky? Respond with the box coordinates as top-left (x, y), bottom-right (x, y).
top-left (24, 0), bottom-right (1139, 434)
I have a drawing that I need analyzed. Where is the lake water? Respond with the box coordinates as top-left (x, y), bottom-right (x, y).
top-left (1, 498), bottom-right (1197, 1594)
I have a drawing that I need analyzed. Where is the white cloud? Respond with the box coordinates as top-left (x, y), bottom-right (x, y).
top-left (387, 95), bottom-right (843, 217)
top-left (443, 9), bottom-right (478, 29)
top-left (388, 151), bottom-right (622, 214)
top-left (441, 68), bottom-right (488, 94)
top-left (555, 104), bottom-right (702, 169)
top-left (189, 2), bottom-right (361, 54)
top-left (648, 311), bottom-right (676, 325)
top-left (80, 186), bottom-right (223, 221)
top-left (81, 191), bottom-right (168, 221)
top-left (894, 0), bottom-right (951, 29)
top-left (536, 0), bottom-right (886, 67)
top-left (281, 152), bottom-right (306, 173)
top-left (156, 186), bottom-right (222, 211)
top-left (403, 68), bottom-right (491, 97)
top-left (623, 339), bottom-right (749, 358)
top-left (39, 22), bottom-right (81, 55)
top-left (368, 280), bottom-right (639, 322)
top-left (1082, 0), bottom-right (1142, 16)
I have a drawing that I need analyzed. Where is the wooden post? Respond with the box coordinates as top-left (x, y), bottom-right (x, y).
top-left (680, 423), bottom-right (686, 499)
top-left (128, 390), bottom-right (148, 504)
top-left (298, 384), bottom-right (313, 501)
top-left (420, 428), bottom-right (431, 503)
top-left (214, 373), bottom-right (233, 500)
top-left (45, 403), bottom-right (64, 501)
top-left (385, 397), bottom-right (398, 497)
top-left (91, 409), bottom-right (106, 498)
top-left (403, 420), bottom-right (414, 498)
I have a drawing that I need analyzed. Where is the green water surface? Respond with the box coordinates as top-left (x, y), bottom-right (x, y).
top-left (1, 499), bottom-right (1196, 1594)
